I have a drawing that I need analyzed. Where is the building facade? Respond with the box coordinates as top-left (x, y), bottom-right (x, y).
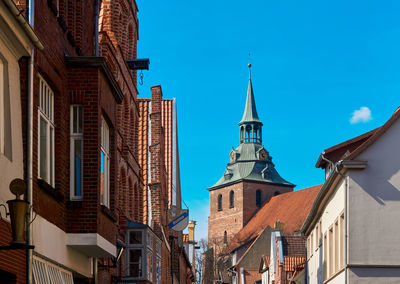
top-left (303, 107), bottom-right (400, 284)
top-left (137, 85), bottom-right (194, 283)
top-left (0, 1), bottom-right (42, 283)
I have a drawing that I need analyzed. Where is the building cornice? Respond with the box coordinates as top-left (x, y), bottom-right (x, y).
top-left (65, 56), bottom-right (124, 104)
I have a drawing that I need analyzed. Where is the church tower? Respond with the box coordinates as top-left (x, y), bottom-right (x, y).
top-left (207, 64), bottom-right (295, 254)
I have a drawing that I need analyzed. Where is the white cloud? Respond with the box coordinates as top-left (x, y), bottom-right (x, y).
top-left (350, 107), bottom-right (372, 124)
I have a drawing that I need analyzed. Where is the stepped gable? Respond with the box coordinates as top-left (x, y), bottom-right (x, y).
top-left (224, 184), bottom-right (322, 254)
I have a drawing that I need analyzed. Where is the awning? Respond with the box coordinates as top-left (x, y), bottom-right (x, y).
top-left (32, 256), bottom-right (74, 284)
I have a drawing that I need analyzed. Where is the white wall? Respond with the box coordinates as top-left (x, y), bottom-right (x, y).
top-left (0, 35), bottom-right (24, 217)
top-left (348, 118), bottom-right (400, 266)
top-left (307, 179), bottom-right (345, 284)
top-left (33, 215), bottom-right (92, 277)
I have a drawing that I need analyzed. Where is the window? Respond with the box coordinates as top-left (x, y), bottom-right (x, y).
top-left (70, 105), bottom-right (83, 200)
top-left (0, 58), bottom-right (4, 155)
top-left (100, 118), bottom-right (110, 207)
top-left (127, 231), bottom-right (144, 278)
top-left (335, 220), bottom-right (339, 272)
top-left (323, 233), bottom-right (327, 280)
top-left (256, 190), bottom-right (262, 207)
top-left (329, 227), bottom-right (333, 277)
top-left (310, 232), bottom-right (314, 254)
top-left (38, 76), bottom-right (55, 186)
top-left (229, 191), bottom-right (234, 208)
top-left (224, 231), bottom-right (227, 243)
top-left (340, 213), bottom-right (345, 269)
top-left (218, 194), bottom-right (222, 211)
top-left (156, 241), bottom-right (162, 284)
top-left (126, 229), bottom-right (158, 281)
top-left (315, 224), bottom-right (319, 250)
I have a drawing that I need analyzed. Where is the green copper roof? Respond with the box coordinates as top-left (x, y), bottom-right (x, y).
top-left (208, 143), bottom-right (295, 190)
top-left (239, 66), bottom-right (261, 125)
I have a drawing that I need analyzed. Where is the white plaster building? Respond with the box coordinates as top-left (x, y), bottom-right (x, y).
top-left (302, 107), bottom-right (400, 284)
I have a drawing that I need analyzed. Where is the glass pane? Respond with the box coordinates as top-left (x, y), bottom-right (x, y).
top-left (129, 249), bottom-right (142, 263)
top-left (100, 151), bottom-right (104, 202)
top-left (129, 264), bottom-right (141, 277)
top-left (73, 106), bottom-right (77, 133)
top-left (74, 139), bottom-right (82, 196)
top-left (129, 231), bottom-right (142, 244)
top-left (78, 106), bottom-right (82, 133)
top-left (50, 127), bottom-right (54, 185)
top-left (40, 117), bottom-right (48, 181)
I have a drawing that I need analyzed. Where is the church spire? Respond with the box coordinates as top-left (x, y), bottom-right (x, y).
top-left (239, 64), bottom-right (263, 144)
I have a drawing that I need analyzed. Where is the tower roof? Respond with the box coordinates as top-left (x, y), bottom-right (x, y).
top-left (239, 64), bottom-right (261, 125)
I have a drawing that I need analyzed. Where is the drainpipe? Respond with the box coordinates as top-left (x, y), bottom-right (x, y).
top-left (26, 0), bottom-right (35, 282)
top-left (94, 0), bottom-right (99, 56)
top-left (334, 161), bottom-right (347, 284)
top-left (26, 49), bottom-right (34, 284)
top-left (240, 267), bottom-right (245, 284)
top-left (345, 175), bottom-right (349, 284)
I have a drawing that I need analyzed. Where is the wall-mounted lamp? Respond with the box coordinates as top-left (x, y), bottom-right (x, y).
top-left (0, 178), bottom-right (34, 250)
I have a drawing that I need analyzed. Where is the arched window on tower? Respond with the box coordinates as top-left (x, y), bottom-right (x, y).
top-left (256, 190), bottom-right (262, 207)
top-left (218, 194), bottom-right (222, 211)
top-left (224, 231), bottom-right (227, 243)
top-left (229, 191), bottom-right (234, 208)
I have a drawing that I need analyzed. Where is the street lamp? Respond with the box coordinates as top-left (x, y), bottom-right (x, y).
top-left (0, 178), bottom-right (34, 250)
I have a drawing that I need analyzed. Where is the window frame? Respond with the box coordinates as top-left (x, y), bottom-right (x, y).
top-left (229, 190), bottom-right (234, 208)
top-left (100, 117), bottom-right (110, 207)
top-left (217, 194), bottom-right (222, 211)
top-left (70, 104), bottom-right (83, 200)
top-left (38, 75), bottom-right (55, 187)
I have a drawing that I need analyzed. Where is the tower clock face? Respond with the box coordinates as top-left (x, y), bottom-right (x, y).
top-left (230, 151), bottom-right (236, 162)
top-left (259, 149), bottom-right (268, 161)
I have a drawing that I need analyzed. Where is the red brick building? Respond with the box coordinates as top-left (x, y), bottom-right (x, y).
top-left (0, 0), bottom-right (145, 283)
top-left (137, 85), bottom-right (194, 283)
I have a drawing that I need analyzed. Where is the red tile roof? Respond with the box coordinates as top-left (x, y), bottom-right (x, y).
top-left (283, 256), bottom-right (305, 272)
top-left (281, 235), bottom-right (305, 257)
top-left (224, 185), bottom-right (322, 254)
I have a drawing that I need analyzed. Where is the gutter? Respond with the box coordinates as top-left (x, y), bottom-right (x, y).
top-left (3, 0), bottom-right (43, 50)
top-left (301, 160), bottom-right (367, 235)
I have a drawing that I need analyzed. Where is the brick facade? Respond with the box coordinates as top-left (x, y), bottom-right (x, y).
top-left (14, 0), bottom-right (141, 282)
top-left (208, 181), bottom-right (292, 255)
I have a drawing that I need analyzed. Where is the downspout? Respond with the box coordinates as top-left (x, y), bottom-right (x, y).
top-left (27, 1), bottom-right (35, 283)
top-left (345, 175), bottom-right (349, 284)
top-left (240, 267), bottom-right (245, 284)
top-left (334, 161), bottom-right (347, 284)
top-left (26, 49), bottom-right (34, 284)
top-left (94, 0), bottom-right (99, 56)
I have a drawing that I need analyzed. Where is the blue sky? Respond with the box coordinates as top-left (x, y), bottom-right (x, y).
top-left (136, 0), bottom-right (400, 241)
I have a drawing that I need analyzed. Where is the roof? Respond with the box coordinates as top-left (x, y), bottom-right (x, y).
top-left (315, 128), bottom-right (378, 169)
top-left (209, 143), bottom-right (295, 190)
top-left (224, 185), bottom-right (322, 254)
top-left (281, 236), bottom-right (305, 257)
top-left (302, 106), bottom-right (400, 233)
top-left (239, 68), bottom-right (261, 125)
top-left (283, 256), bottom-right (305, 272)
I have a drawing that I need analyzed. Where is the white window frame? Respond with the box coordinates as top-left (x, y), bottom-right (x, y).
top-left (38, 75), bottom-right (55, 186)
top-left (0, 58), bottom-right (4, 155)
top-left (126, 230), bottom-right (145, 279)
top-left (100, 117), bottom-right (110, 207)
top-left (70, 105), bottom-right (83, 200)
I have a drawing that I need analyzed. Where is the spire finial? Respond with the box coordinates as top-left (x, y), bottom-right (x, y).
top-left (248, 52), bottom-right (252, 79)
